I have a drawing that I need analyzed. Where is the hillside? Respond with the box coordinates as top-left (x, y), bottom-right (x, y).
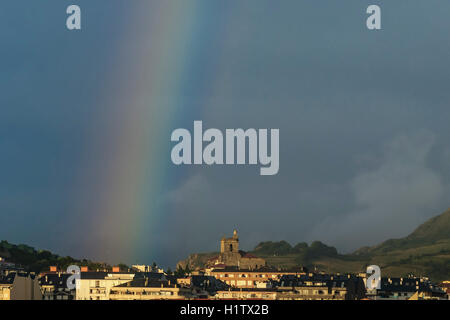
top-left (0, 240), bottom-right (114, 273)
top-left (408, 208), bottom-right (450, 241)
top-left (178, 209), bottom-right (450, 282)
top-left (356, 209), bottom-right (450, 255)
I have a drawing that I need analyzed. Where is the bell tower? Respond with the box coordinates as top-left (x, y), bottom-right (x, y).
top-left (220, 230), bottom-right (239, 253)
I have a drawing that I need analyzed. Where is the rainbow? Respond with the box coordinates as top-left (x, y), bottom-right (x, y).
top-left (72, 2), bottom-right (238, 264)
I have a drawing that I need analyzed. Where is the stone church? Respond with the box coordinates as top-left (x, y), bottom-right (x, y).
top-left (208, 230), bottom-right (266, 269)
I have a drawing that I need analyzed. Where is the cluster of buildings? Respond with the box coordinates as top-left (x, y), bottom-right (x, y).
top-left (0, 232), bottom-right (449, 300)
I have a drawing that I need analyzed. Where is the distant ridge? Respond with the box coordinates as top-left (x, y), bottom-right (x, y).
top-left (0, 240), bottom-right (115, 273)
top-left (408, 208), bottom-right (450, 241)
top-left (178, 208), bottom-right (450, 282)
top-left (354, 208), bottom-right (450, 255)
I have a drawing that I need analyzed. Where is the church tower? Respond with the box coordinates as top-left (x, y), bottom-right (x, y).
top-left (213, 229), bottom-right (265, 269)
top-left (220, 230), bottom-right (239, 254)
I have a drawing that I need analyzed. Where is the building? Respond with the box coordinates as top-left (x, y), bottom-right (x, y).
top-left (213, 274), bottom-right (365, 300)
top-left (366, 277), bottom-right (447, 300)
top-left (132, 265), bottom-right (151, 272)
top-left (109, 274), bottom-right (230, 300)
top-left (208, 230), bottom-right (266, 269)
top-left (131, 265), bottom-right (165, 273)
top-left (0, 258), bottom-right (16, 271)
top-left (215, 288), bottom-right (278, 300)
top-left (0, 272), bottom-right (42, 300)
top-left (39, 272), bottom-right (75, 300)
top-left (109, 276), bottom-right (192, 300)
top-left (181, 275), bottom-right (229, 299)
top-left (206, 265), bottom-right (306, 289)
top-left (439, 281), bottom-right (450, 299)
top-left (75, 269), bottom-right (135, 300)
top-left (276, 274), bottom-right (366, 300)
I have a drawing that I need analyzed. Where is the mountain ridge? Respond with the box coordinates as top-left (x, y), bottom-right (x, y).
top-left (178, 208), bottom-right (450, 282)
top-left (354, 208), bottom-right (450, 255)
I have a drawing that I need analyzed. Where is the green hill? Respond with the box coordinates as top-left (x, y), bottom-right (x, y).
top-left (178, 208), bottom-right (450, 282)
top-left (0, 240), bottom-right (113, 273)
top-left (356, 209), bottom-right (450, 255)
top-left (408, 208), bottom-right (450, 241)
top-left (344, 208), bottom-right (450, 281)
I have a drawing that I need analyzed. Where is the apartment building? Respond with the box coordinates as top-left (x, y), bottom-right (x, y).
top-left (39, 272), bottom-right (75, 300)
top-left (76, 269), bottom-right (135, 300)
top-left (276, 274), bottom-right (366, 300)
top-left (366, 277), bottom-right (447, 300)
top-left (109, 277), bottom-right (192, 300)
top-left (0, 272), bottom-right (42, 300)
top-left (205, 265), bottom-right (306, 289)
top-left (215, 288), bottom-right (278, 300)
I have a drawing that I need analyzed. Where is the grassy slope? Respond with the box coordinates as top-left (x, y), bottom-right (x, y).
top-left (259, 210), bottom-right (450, 281)
top-left (178, 209), bottom-right (450, 282)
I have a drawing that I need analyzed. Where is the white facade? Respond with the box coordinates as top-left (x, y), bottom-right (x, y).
top-left (76, 273), bottom-right (134, 300)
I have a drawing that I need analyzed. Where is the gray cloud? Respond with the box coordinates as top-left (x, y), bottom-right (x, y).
top-left (307, 131), bottom-right (444, 251)
top-left (2, 1), bottom-right (450, 267)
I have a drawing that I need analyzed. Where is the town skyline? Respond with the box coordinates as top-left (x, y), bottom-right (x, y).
top-left (1, 226), bottom-right (448, 301)
top-left (2, 207), bottom-right (449, 285)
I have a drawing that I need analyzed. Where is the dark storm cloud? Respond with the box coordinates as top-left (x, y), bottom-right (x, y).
top-left (1, 1), bottom-right (450, 267)
top-left (160, 0), bottom-right (450, 264)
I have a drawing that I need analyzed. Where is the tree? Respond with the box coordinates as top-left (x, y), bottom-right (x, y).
top-left (184, 265), bottom-right (191, 276)
top-left (118, 263), bottom-right (129, 271)
top-left (174, 266), bottom-right (186, 277)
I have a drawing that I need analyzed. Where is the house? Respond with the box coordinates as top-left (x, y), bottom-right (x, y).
top-left (182, 275), bottom-right (229, 298)
top-left (366, 277), bottom-right (447, 300)
top-left (0, 272), bottom-right (42, 300)
top-left (109, 276), bottom-right (192, 300)
top-left (205, 265), bottom-right (306, 289)
top-left (439, 280), bottom-right (450, 298)
top-left (276, 273), bottom-right (366, 300)
top-left (39, 272), bottom-right (75, 300)
top-left (75, 268), bottom-right (135, 300)
top-left (215, 288), bottom-right (278, 300)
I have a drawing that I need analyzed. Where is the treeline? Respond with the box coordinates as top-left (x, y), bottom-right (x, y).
top-left (252, 240), bottom-right (338, 260)
top-left (0, 240), bottom-right (111, 273)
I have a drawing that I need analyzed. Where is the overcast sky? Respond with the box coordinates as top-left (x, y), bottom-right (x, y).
top-left (1, 1), bottom-right (450, 267)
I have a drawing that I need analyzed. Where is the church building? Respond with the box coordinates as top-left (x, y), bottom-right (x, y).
top-left (208, 230), bottom-right (266, 269)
